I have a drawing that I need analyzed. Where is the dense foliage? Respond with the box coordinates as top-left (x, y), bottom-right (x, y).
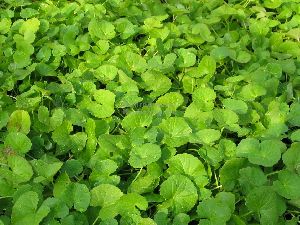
top-left (0, 0), bottom-right (300, 224)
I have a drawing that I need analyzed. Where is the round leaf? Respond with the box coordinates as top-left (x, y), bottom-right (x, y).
top-left (160, 175), bottom-right (198, 214)
top-left (129, 143), bottom-right (161, 168)
top-left (5, 132), bottom-right (32, 154)
top-left (90, 184), bottom-right (123, 207)
top-left (7, 110), bottom-right (31, 134)
top-left (273, 170), bottom-right (300, 199)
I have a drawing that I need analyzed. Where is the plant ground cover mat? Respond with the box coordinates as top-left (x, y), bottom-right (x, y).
top-left (0, 0), bottom-right (300, 224)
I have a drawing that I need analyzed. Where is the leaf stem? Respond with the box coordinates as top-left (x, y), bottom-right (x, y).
top-left (288, 210), bottom-right (300, 215)
top-left (132, 167), bottom-right (143, 183)
top-left (266, 170), bottom-right (280, 177)
top-left (0, 196), bottom-right (12, 199)
top-left (240, 211), bottom-right (253, 218)
top-left (92, 215), bottom-right (100, 225)
top-left (0, 163), bottom-right (9, 167)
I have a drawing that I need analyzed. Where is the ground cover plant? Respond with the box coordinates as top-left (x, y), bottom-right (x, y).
top-left (0, 0), bottom-right (300, 224)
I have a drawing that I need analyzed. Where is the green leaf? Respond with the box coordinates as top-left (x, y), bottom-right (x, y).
top-left (40, 198), bottom-right (69, 219)
top-left (94, 64), bottom-right (118, 83)
top-left (11, 191), bottom-right (50, 225)
top-left (20, 8), bottom-right (39, 18)
top-left (100, 219), bottom-right (118, 225)
top-left (53, 173), bottom-right (73, 207)
top-left (19, 18), bottom-right (40, 43)
top-left (291, 129), bottom-right (300, 142)
top-left (176, 48), bottom-right (196, 68)
top-left (282, 143), bottom-right (300, 174)
top-left (218, 139), bottom-right (236, 159)
top-left (143, 15), bottom-right (168, 30)
top-left (250, 140), bottom-right (286, 167)
top-left (88, 19), bottom-right (116, 40)
top-left (99, 193), bottom-right (148, 220)
top-left (166, 153), bottom-right (208, 188)
top-left (80, 90), bottom-right (115, 119)
top-left (220, 158), bottom-right (247, 191)
top-left (8, 155), bottom-right (33, 184)
top-left (238, 84), bottom-right (266, 101)
top-left (249, 19), bottom-right (269, 36)
top-left (160, 117), bottom-right (192, 147)
top-left (173, 213), bottom-right (190, 225)
top-left (192, 23), bottom-right (214, 42)
top-left (192, 87), bottom-right (216, 111)
top-left (246, 186), bottom-right (286, 225)
top-left (193, 129), bottom-right (221, 145)
top-left (117, 193), bottom-right (148, 216)
top-left (141, 71), bottom-right (171, 98)
top-left (115, 18), bottom-right (138, 39)
top-left (61, 159), bottom-right (83, 177)
top-left (36, 63), bottom-right (56, 76)
top-left (11, 191), bottom-right (39, 225)
top-left (266, 63), bottom-right (282, 79)
top-left (0, 18), bottom-right (11, 34)
top-left (160, 175), bottom-right (198, 214)
top-left (197, 55), bottom-right (216, 77)
top-left (238, 167), bottom-right (268, 193)
top-left (237, 139), bottom-right (285, 167)
top-left (7, 110), bottom-right (31, 134)
top-left (36, 46), bottom-right (51, 61)
top-left (198, 145), bottom-right (224, 167)
top-left (129, 143), bottom-right (161, 168)
top-left (128, 163), bottom-right (161, 194)
top-left (90, 184), bottom-right (123, 207)
top-left (235, 51), bottom-right (251, 63)
top-left (123, 52), bottom-right (147, 73)
top-left (213, 108), bottom-right (239, 126)
top-left (0, 111), bottom-right (9, 130)
top-left (286, 28), bottom-right (300, 41)
top-left (50, 109), bottom-right (65, 129)
top-left (69, 132), bottom-right (87, 153)
top-left (122, 111), bottom-right (153, 131)
top-left (89, 159), bottom-right (120, 186)
top-left (236, 138), bottom-right (259, 158)
top-left (264, 0), bottom-right (282, 8)
top-left (31, 155), bottom-right (63, 183)
top-left (211, 47), bottom-right (235, 61)
top-left (288, 103), bottom-right (300, 126)
top-left (72, 183), bottom-right (90, 212)
top-left (4, 132), bottom-right (32, 154)
top-left (156, 92), bottom-right (184, 111)
top-left (197, 192), bottom-right (235, 224)
top-left (37, 106), bottom-right (49, 125)
top-left (222, 99), bottom-right (248, 114)
top-left (273, 170), bottom-right (300, 199)
top-left (51, 121), bottom-right (72, 147)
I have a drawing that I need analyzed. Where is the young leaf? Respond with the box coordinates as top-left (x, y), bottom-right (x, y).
top-left (160, 117), bottom-right (192, 147)
top-left (129, 143), bottom-right (161, 168)
top-left (89, 19), bottom-right (116, 40)
top-left (160, 175), bottom-right (198, 214)
top-left (273, 170), bottom-right (300, 199)
top-left (4, 132), bottom-right (32, 154)
top-left (246, 186), bottom-right (286, 225)
top-left (197, 192), bottom-right (235, 224)
top-left (7, 110), bottom-right (31, 134)
top-left (282, 143), bottom-right (300, 173)
top-left (72, 183), bottom-right (91, 212)
top-left (8, 155), bottom-right (33, 184)
top-left (90, 184), bottom-right (123, 207)
top-left (166, 153), bottom-right (208, 187)
top-left (192, 87), bottom-right (216, 111)
top-left (222, 99), bottom-right (248, 114)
